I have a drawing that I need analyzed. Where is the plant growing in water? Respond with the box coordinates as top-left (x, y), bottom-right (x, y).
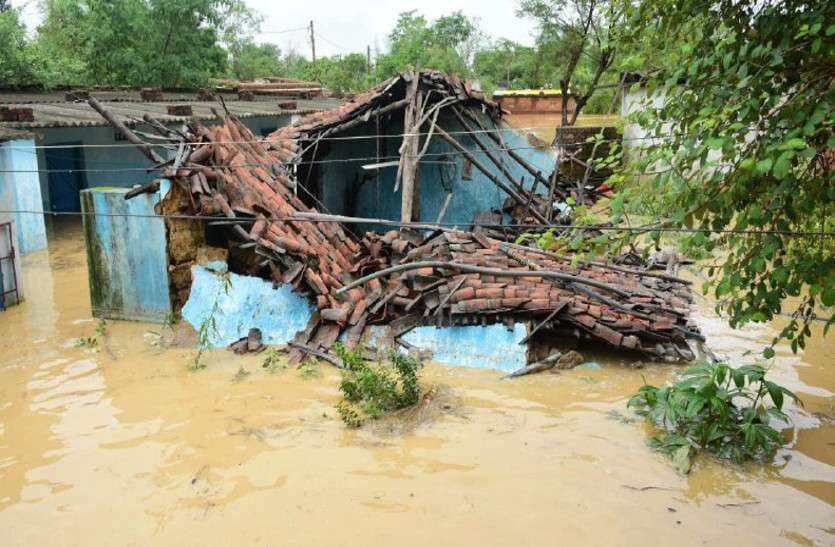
top-left (75, 319), bottom-right (107, 349)
top-left (628, 361), bottom-right (801, 474)
top-left (190, 274), bottom-right (231, 371)
top-left (262, 346), bottom-right (288, 373)
top-left (333, 343), bottom-right (423, 428)
top-left (297, 359), bottom-right (321, 379)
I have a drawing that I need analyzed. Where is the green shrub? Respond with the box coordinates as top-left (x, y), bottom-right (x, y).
top-left (628, 361), bottom-right (800, 473)
top-left (333, 343), bottom-right (423, 428)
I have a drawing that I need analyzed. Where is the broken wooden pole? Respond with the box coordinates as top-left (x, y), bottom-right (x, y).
top-left (451, 106), bottom-right (532, 201)
top-left (88, 97), bottom-right (164, 164)
top-left (334, 260), bottom-right (631, 298)
top-left (321, 98), bottom-right (410, 137)
top-left (399, 70), bottom-right (422, 222)
top-left (502, 351), bottom-right (562, 379)
top-left (459, 107), bottom-right (553, 193)
top-left (436, 192), bottom-right (453, 224)
top-left (434, 126), bottom-right (550, 224)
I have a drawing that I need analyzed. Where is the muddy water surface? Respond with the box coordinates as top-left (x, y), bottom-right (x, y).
top-left (0, 223), bottom-right (832, 546)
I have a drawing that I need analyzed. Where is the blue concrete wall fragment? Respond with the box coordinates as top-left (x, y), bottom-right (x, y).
top-left (0, 139), bottom-right (48, 254)
top-left (182, 264), bottom-right (528, 371)
top-left (181, 265), bottom-right (315, 347)
top-left (81, 187), bottom-right (171, 322)
top-left (317, 111), bottom-right (557, 232)
top-left (401, 323), bottom-right (529, 373)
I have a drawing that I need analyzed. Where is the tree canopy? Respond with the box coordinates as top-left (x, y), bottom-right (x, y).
top-left (602, 0), bottom-right (834, 353)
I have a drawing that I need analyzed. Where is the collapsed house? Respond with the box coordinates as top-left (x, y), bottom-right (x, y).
top-left (88, 70), bottom-right (703, 367)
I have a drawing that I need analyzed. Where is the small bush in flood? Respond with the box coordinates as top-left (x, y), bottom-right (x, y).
top-left (628, 361), bottom-right (801, 473)
top-left (333, 343), bottom-right (423, 428)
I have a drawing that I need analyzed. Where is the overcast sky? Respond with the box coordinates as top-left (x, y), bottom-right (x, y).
top-left (11, 0), bottom-right (538, 59)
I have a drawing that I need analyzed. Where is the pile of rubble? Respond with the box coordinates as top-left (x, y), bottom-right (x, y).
top-left (90, 71), bottom-right (703, 365)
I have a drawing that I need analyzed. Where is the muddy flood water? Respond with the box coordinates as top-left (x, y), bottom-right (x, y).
top-left (1, 222), bottom-right (833, 546)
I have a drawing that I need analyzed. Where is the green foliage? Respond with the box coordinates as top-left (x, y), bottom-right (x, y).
top-left (190, 273), bottom-right (230, 371)
top-left (262, 346), bottom-right (288, 373)
top-left (301, 54), bottom-right (374, 93)
top-left (297, 359), bottom-right (321, 379)
top-left (516, 0), bottom-right (625, 120)
top-left (34, 0), bottom-right (237, 87)
top-left (74, 336), bottom-right (98, 348)
top-left (74, 319), bottom-right (107, 349)
top-left (0, 6), bottom-right (46, 86)
top-left (604, 0), bottom-right (835, 353)
top-left (373, 10), bottom-right (481, 80)
top-left (333, 343), bottom-right (423, 428)
top-left (628, 361), bottom-right (800, 473)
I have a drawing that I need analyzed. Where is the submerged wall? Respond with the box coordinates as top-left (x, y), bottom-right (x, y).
top-left (81, 187), bottom-right (171, 322)
top-left (0, 139), bottom-right (48, 254)
top-left (181, 264), bottom-right (315, 347)
top-left (316, 110), bottom-right (558, 232)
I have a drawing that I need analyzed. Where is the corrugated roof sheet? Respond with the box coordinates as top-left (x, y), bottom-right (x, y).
top-left (0, 93), bottom-right (343, 129)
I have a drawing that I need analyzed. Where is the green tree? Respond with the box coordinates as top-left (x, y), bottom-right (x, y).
top-left (374, 10), bottom-right (482, 79)
top-left (517, 0), bottom-right (625, 123)
top-left (474, 39), bottom-right (541, 92)
top-left (226, 40), bottom-right (282, 81)
top-left (35, 0), bottom-right (240, 87)
top-left (303, 54), bottom-right (372, 93)
top-left (608, 0), bottom-right (834, 353)
top-left (0, 5), bottom-right (41, 86)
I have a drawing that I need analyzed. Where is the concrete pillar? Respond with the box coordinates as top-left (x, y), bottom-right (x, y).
top-left (80, 187), bottom-right (171, 322)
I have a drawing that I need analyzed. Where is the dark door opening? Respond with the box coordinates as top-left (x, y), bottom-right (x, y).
top-left (46, 142), bottom-right (87, 212)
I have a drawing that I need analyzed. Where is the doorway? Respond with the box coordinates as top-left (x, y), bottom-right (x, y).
top-left (46, 142), bottom-right (87, 212)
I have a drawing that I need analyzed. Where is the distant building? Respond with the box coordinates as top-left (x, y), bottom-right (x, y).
top-left (493, 89), bottom-right (576, 116)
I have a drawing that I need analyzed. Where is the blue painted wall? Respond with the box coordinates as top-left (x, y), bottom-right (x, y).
top-left (32, 115), bottom-right (293, 212)
top-left (80, 187), bottom-right (171, 322)
top-left (317, 110), bottom-right (557, 232)
top-left (0, 139), bottom-right (48, 254)
top-left (402, 323), bottom-right (529, 373)
top-left (181, 264), bottom-right (316, 347)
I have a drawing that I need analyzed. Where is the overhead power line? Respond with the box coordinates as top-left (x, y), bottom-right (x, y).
top-left (3, 209), bottom-right (833, 238)
top-left (3, 128), bottom-right (671, 150)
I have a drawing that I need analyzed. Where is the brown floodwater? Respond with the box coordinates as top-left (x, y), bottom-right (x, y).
top-left (0, 222), bottom-right (832, 546)
top-left (505, 113), bottom-right (622, 143)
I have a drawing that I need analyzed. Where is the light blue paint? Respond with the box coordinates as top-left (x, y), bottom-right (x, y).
top-left (31, 116), bottom-right (292, 211)
top-left (181, 265), bottom-right (315, 347)
top-left (401, 323), bottom-right (529, 373)
top-left (317, 110), bottom-right (557, 232)
top-left (0, 139), bottom-right (47, 253)
top-left (81, 187), bottom-right (171, 322)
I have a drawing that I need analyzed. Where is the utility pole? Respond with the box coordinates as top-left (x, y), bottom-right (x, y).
top-left (309, 20), bottom-right (316, 63)
top-left (366, 45), bottom-right (371, 73)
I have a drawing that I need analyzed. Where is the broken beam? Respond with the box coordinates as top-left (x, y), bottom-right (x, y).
top-left (434, 126), bottom-right (549, 224)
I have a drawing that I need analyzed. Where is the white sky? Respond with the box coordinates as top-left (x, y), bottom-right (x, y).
top-left (11, 0), bottom-right (538, 59)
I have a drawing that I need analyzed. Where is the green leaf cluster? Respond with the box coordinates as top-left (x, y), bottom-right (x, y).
top-left (333, 343), bottom-right (423, 428)
top-left (602, 0), bottom-right (835, 352)
top-left (628, 361), bottom-right (801, 473)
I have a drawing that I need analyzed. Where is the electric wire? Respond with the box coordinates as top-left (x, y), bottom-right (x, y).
top-left (3, 209), bottom-right (833, 238)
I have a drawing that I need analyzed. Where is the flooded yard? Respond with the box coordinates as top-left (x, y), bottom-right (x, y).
top-left (0, 222), bottom-right (832, 546)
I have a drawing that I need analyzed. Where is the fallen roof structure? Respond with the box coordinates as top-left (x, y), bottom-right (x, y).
top-left (90, 70), bottom-right (702, 364)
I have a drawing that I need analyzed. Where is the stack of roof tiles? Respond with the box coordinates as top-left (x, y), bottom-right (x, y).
top-left (109, 71), bottom-right (702, 364)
